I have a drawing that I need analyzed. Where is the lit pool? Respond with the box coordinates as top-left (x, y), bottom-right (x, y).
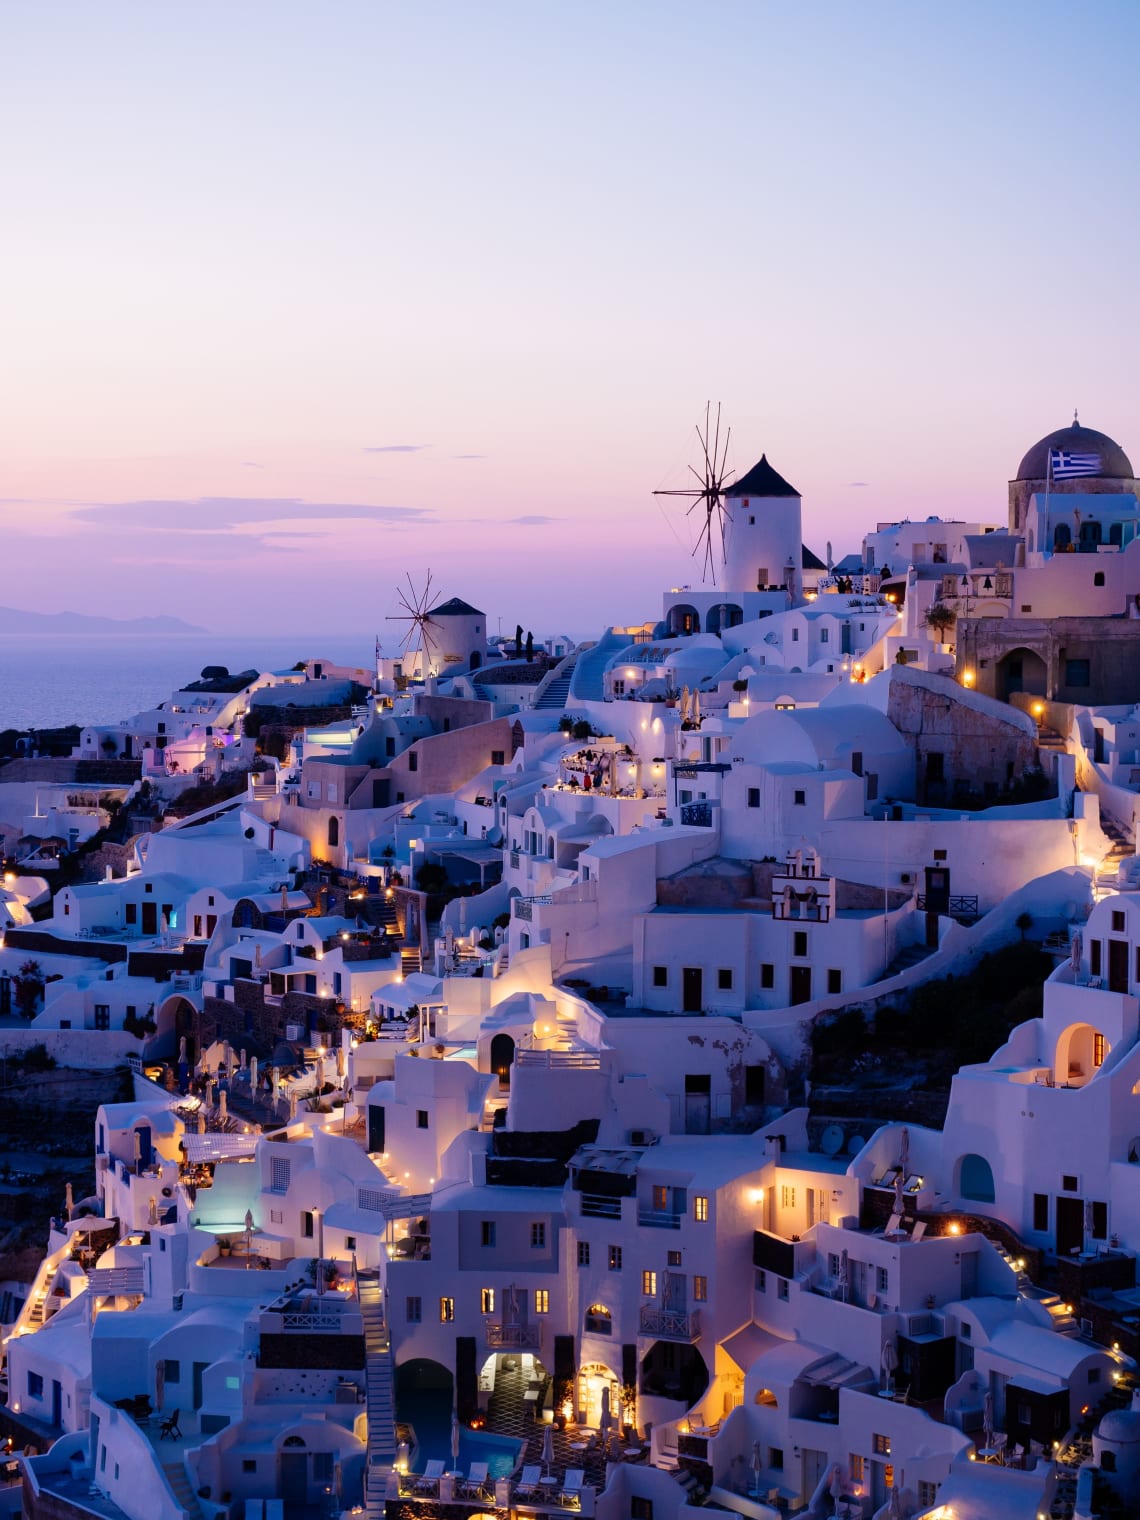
top-left (400, 1388), bottom-right (523, 1478)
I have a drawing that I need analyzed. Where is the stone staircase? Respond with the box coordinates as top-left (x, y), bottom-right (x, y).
top-left (162, 1457), bottom-right (205, 1520)
top-left (1037, 1291), bottom-right (1081, 1337)
top-left (1096, 811), bottom-right (1134, 889)
top-left (359, 1272), bottom-right (397, 1518)
top-left (400, 946), bottom-right (422, 976)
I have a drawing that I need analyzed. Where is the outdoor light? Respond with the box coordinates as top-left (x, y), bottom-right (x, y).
top-left (948, 1221), bottom-right (961, 1235)
top-left (961, 669), bottom-right (975, 688)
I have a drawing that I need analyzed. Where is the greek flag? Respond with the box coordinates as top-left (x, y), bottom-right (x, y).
top-left (1050, 448), bottom-right (1101, 480)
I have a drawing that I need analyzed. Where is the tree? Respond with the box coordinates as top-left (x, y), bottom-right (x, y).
top-left (100, 735), bottom-right (118, 757)
top-left (1015, 911), bottom-right (1033, 941)
top-left (924, 603), bottom-right (957, 637)
top-left (515, 624), bottom-right (524, 658)
top-left (14, 960), bottom-right (44, 1020)
top-left (525, 630), bottom-right (534, 662)
top-left (571, 720), bottom-right (592, 741)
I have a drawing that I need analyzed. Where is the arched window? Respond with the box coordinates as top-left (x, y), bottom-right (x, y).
top-left (755, 1387), bottom-right (778, 1407)
top-left (958, 1153), bottom-right (996, 1204)
top-left (328, 816), bottom-right (340, 848)
top-left (1053, 523), bottom-right (1071, 552)
top-left (585, 1304), bottom-right (612, 1335)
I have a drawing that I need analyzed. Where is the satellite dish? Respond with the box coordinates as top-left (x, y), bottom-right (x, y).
top-left (820, 1124), bottom-right (844, 1157)
top-left (846, 1133), bottom-right (866, 1156)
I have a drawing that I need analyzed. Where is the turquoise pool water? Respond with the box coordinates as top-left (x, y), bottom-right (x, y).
top-left (401, 1388), bottom-right (523, 1478)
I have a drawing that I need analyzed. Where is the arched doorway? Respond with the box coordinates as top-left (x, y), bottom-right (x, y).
top-left (490, 1033), bottom-right (515, 1088)
top-left (576, 1362), bottom-right (620, 1429)
top-left (706, 603), bottom-right (744, 636)
top-left (998, 647), bottom-right (1047, 699)
top-left (395, 1359), bottom-right (455, 1458)
top-left (155, 994), bottom-right (199, 1065)
top-left (666, 605), bottom-right (701, 637)
top-left (956, 1153), bottom-right (996, 1204)
top-left (640, 1342), bottom-right (709, 1406)
top-left (1055, 1023), bottom-right (1108, 1088)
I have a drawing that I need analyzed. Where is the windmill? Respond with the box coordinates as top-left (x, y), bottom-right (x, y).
top-left (386, 572), bottom-right (440, 679)
top-left (654, 402), bottom-right (734, 583)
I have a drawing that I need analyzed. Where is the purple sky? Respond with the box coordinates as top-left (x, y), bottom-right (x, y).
top-left (2, 2), bottom-right (1138, 636)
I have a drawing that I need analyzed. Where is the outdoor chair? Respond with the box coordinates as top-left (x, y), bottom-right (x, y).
top-left (560, 1470), bottom-right (585, 1508)
top-left (415, 1460), bottom-right (445, 1493)
top-left (516, 1464), bottom-right (542, 1498)
top-left (462, 1462), bottom-right (490, 1498)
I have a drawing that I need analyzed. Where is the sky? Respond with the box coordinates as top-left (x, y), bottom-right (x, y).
top-left (1, 1), bottom-right (1139, 638)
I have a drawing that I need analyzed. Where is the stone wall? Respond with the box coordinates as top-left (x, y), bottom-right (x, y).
top-left (887, 671), bottom-right (1040, 800)
top-left (957, 614), bottom-right (1140, 706)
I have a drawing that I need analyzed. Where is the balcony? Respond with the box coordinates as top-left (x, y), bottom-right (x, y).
top-left (639, 1305), bottom-right (700, 1342)
top-left (637, 1207), bottom-right (682, 1230)
top-left (580, 1194), bottom-right (623, 1219)
top-left (485, 1321), bottom-right (540, 1350)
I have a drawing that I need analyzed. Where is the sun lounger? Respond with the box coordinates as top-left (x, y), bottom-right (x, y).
top-left (910, 1221), bottom-right (926, 1241)
top-left (560, 1470), bottom-right (585, 1507)
top-left (516, 1464), bottom-right (542, 1497)
top-left (415, 1460), bottom-right (445, 1493)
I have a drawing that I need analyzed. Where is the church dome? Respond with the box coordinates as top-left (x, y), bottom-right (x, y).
top-left (1097, 1408), bottom-right (1140, 1445)
top-left (1016, 420), bottom-right (1133, 481)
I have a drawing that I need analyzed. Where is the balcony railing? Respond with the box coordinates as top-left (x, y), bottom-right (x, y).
top-left (637, 1207), bottom-right (683, 1230)
top-left (680, 802), bottom-right (714, 828)
top-left (580, 1194), bottom-right (622, 1219)
top-left (486, 1322), bottom-right (540, 1349)
top-left (916, 893), bottom-right (979, 918)
top-left (639, 1305), bottom-right (700, 1341)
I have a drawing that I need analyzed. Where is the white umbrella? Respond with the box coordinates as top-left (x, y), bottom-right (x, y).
top-left (244, 1208), bottom-right (254, 1266)
top-left (892, 1173), bottom-right (905, 1218)
top-left (838, 1248), bottom-right (849, 1303)
top-left (898, 1126), bottom-right (910, 1175)
top-left (197, 1110), bottom-right (206, 1136)
top-left (1071, 931), bottom-right (1082, 972)
top-left (240, 1046), bottom-right (248, 1070)
top-left (692, 691), bottom-right (701, 725)
top-left (65, 1182), bottom-right (74, 1221)
top-left (830, 1463), bottom-right (845, 1517)
top-left (451, 1409), bottom-right (462, 1472)
top-left (679, 687), bottom-right (690, 723)
top-left (178, 1036), bottom-right (187, 1065)
top-left (541, 1422), bottom-right (554, 1477)
top-left (751, 1440), bottom-right (763, 1496)
top-left (148, 1194), bottom-right (158, 1225)
top-left (281, 885), bottom-right (289, 915)
top-left (219, 1089), bottom-right (228, 1123)
top-left (881, 1340), bottom-right (897, 1393)
top-left (250, 1056), bottom-right (258, 1094)
top-left (459, 896), bottom-right (468, 935)
top-left (983, 1389), bottom-right (994, 1450)
top-left (1085, 1197), bottom-right (1096, 1243)
top-left (289, 1088), bottom-right (298, 1122)
top-left (599, 1385), bottom-right (612, 1443)
top-left (154, 1358), bottom-right (165, 1413)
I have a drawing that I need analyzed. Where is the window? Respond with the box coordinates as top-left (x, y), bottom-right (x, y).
top-left (850, 1455), bottom-right (865, 1484)
top-left (406, 1296), bottom-right (421, 1322)
top-left (440, 1296), bottom-right (455, 1322)
top-left (917, 1480), bottom-right (937, 1505)
top-left (747, 788), bottom-right (760, 808)
top-left (609, 1245), bottom-right (623, 1270)
top-left (884, 1464), bottom-right (894, 1490)
top-left (876, 1266), bottom-right (889, 1292)
top-left (827, 969), bottom-right (842, 994)
top-left (416, 1110), bottom-right (429, 1129)
top-left (125, 903), bottom-right (137, 925)
top-left (1033, 1193), bottom-right (1049, 1231)
top-left (1094, 1032), bottom-right (1106, 1067)
top-left (631, 1499), bottom-right (654, 1520)
top-left (27, 1372), bottom-right (44, 1399)
top-left (243, 1460), bottom-right (257, 1474)
top-left (694, 1196), bottom-right (709, 1222)
top-left (481, 1288), bottom-right (495, 1314)
top-left (756, 1269), bottom-right (767, 1291)
top-left (531, 1222), bottom-right (546, 1248)
top-left (1062, 1174), bottom-right (1079, 1193)
top-left (585, 1303), bottom-right (612, 1334)
top-left (769, 1447), bottom-right (784, 1471)
top-left (577, 1241), bottom-right (590, 1267)
top-left (792, 627), bottom-right (800, 641)
top-left (667, 1250), bottom-right (682, 1267)
top-left (793, 931), bottom-right (808, 957)
top-left (1094, 571), bottom-right (1105, 587)
top-left (491, 749), bottom-right (506, 766)
top-left (301, 1211), bottom-right (314, 1238)
top-left (652, 1185), bottom-right (669, 1212)
top-left (693, 1275), bottom-right (707, 1301)
top-left (851, 751), bottom-right (863, 777)
top-left (793, 789), bottom-right (806, 806)
top-left (652, 966), bottom-right (668, 987)
top-left (163, 1359), bottom-right (181, 1384)
top-left (94, 1005), bottom-right (110, 1030)
top-left (1092, 1200), bottom-right (1108, 1239)
top-left (1113, 910), bottom-right (1125, 932)
top-left (960, 1321), bottom-right (971, 1339)
top-left (872, 1433), bottom-right (890, 1456)
top-left (1091, 940), bottom-right (1102, 977)
top-left (1101, 1451), bottom-right (1117, 1474)
top-left (1088, 1367), bottom-right (1101, 1383)
top-left (407, 750), bottom-right (418, 772)
top-left (1065, 658), bottom-right (1091, 688)
top-left (535, 1289), bottom-right (549, 1314)
top-left (717, 968), bottom-right (733, 991)
top-left (820, 628), bottom-right (829, 643)
top-left (777, 1277), bottom-right (789, 1301)
top-left (481, 1221), bottom-right (496, 1247)
top-left (345, 1235), bottom-right (356, 1251)
top-left (780, 1185), bottom-right (795, 1208)
top-left (761, 963), bottom-right (774, 988)
top-left (642, 1270), bottom-right (658, 1296)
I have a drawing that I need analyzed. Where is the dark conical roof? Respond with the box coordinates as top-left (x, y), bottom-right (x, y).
top-left (429, 597), bottom-right (484, 617)
top-left (726, 454), bottom-right (800, 498)
top-left (802, 544), bottom-right (826, 571)
top-left (1015, 420), bottom-right (1133, 481)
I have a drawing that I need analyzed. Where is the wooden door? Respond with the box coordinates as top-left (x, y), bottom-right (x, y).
top-left (682, 967), bottom-right (703, 1012)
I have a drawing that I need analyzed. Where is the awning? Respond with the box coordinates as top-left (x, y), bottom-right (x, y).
top-left (721, 1323), bottom-right (786, 1372)
top-left (183, 1132), bottom-right (259, 1163)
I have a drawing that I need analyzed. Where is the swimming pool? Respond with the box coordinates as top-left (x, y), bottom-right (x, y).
top-left (400, 1388), bottom-right (523, 1478)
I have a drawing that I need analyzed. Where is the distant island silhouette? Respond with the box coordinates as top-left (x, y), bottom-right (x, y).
top-left (0, 606), bottom-right (207, 634)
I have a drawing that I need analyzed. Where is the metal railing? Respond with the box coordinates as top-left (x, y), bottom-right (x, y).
top-left (485, 1322), bottom-right (540, 1349)
top-left (916, 894), bottom-right (979, 917)
top-left (637, 1207), bottom-right (683, 1229)
top-left (580, 1194), bottom-right (622, 1219)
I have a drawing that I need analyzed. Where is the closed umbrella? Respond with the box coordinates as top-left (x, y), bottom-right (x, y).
top-left (244, 1208), bottom-right (254, 1267)
top-left (888, 1467), bottom-right (903, 1517)
top-left (1071, 931), bottom-right (1082, 973)
top-left (837, 1248), bottom-right (849, 1303)
top-left (751, 1440), bottom-right (763, 1496)
top-left (148, 1194), bottom-right (158, 1225)
top-left (892, 1172), bottom-right (905, 1218)
top-left (197, 1109), bottom-right (206, 1136)
top-left (1085, 1197), bottom-right (1096, 1245)
top-left (880, 1340), bottom-right (897, 1394)
top-left (679, 687), bottom-right (690, 724)
top-left (692, 691), bottom-right (701, 726)
top-left (899, 1126), bottom-right (910, 1175)
top-left (250, 1056), bottom-right (258, 1095)
top-left (281, 885), bottom-right (289, 915)
top-left (541, 1422), bottom-right (554, 1477)
top-left (154, 1358), bottom-right (165, 1412)
top-left (451, 1409), bottom-right (462, 1473)
top-left (178, 1036), bottom-right (187, 1065)
top-left (65, 1182), bottom-right (74, 1221)
top-left (219, 1089), bottom-right (228, 1123)
top-left (830, 1463), bottom-right (845, 1517)
top-left (983, 1390), bottom-right (994, 1450)
top-left (599, 1385), bottom-right (612, 1444)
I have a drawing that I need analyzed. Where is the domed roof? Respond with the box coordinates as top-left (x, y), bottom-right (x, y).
top-left (1016, 419), bottom-right (1134, 481)
top-left (1097, 1408), bottom-right (1140, 1444)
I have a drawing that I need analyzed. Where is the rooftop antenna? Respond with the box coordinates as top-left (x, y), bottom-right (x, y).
top-left (654, 402), bottom-right (734, 584)
top-left (386, 572), bottom-right (440, 678)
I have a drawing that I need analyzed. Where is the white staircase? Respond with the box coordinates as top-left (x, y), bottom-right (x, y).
top-left (360, 1273), bottom-right (397, 1518)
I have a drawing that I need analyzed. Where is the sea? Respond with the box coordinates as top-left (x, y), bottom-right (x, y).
top-left (0, 633), bottom-right (375, 732)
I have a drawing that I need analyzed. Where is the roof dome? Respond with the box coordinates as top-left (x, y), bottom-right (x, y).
top-left (1097, 1408), bottom-right (1140, 1444)
top-left (1016, 420), bottom-right (1134, 481)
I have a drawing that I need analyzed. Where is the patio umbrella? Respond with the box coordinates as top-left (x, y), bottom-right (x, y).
top-left (599, 1386), bottom-right (613, 1445)
top-left (198, 1110), bottom-right (206, 1136)
top-left (65, 1182), bottom-right (74, 1221)
top-left (219, 1089), bottom-right (228, 1123)
top-left (751, 1441), bottom-right (763, 1496)
top-left (830, 1463), bottom-right (845, 1517)
top-left (838, 1248), bottom-right (849, 1303)
top-left (289, 1089), bottom-right (298, 1122)
top-left (240, 1046), bottom-right (248, 1070)
top-left (451, 1409), bottom-right (462, 1472)
top-left (898, 1126), bottom-right (909, 1174)
top-left (244, 1209), bottom-right (254, 1265)
top-left (892, 1172), bottom-right (905, 1218)
top-left (254, 945), bottom-right (261, 973)
top-left (983, 1390), bottom-right (994, 1450)
top-left (148, 1194), bottom-right (158, 1225)
top-left (154, 1358), bottom-right (165, 1412)
top-left (541, 1422), bottom-right (554, 1477)
top-left (281, 885), bottom-right (289, 915)
top-left (505, 1283), bottom-right (520, 1326)
top-left (679, 687), bottom-right (690, 723)
top-left (692, 691), bottom-right (701, 725)
top-left (337, 1045), bottom-right (346, 1080)
top-left (1085, 1197), bottom-right (1096, 1244)
top-left (888, 1470), bottom-right (903, 1517)
top-left (459, 896), bottom-right (468, 935)
top-left (178, 1036), bottom-right (187, 1065)
top-left (250, 1056), bottom-right (258, 1095)
top-left (1071, 931), bottom-right (1082, 972)
top-left (880, 1340), bottom-right (897, 1393)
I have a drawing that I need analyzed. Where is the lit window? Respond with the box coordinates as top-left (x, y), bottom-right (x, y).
top-left (693, 1275), bottom-right (707, 1301)
top-left (609, 1245), bottom-right (623, 1270)
top-left (872, 1433), bottom-right (890, 1456)
top-left (440, 1297), bottom-right (454, 1322)
top-left (535, 1289), bottom-right (549, 1314)
top-left (694, 1196), bottom-right (709, 1222)
top-left (480, 1288), bottom-right (495, 1314)
top-left (849, 1455), bottom-right (864, 1483)
top-left (780, 1185), bottom-right (795, 1209)
top-left (1094, 1033), bottom-right (1106, 1067)
top-left (642, 1270), bottom-right (657, 1296)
